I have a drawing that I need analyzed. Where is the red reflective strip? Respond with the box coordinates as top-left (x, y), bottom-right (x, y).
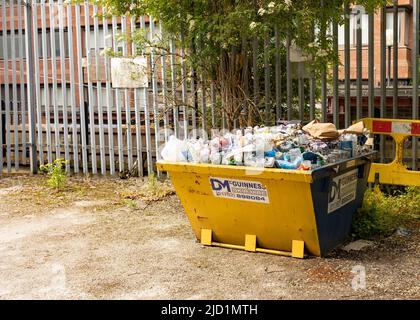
top-left (412, 123), bottom-right (420, 135)
top-left (372, 120), bottom-right (392, 133)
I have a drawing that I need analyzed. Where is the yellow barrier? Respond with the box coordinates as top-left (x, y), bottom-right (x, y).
top-left (362, 118), bottom-right (420, 186)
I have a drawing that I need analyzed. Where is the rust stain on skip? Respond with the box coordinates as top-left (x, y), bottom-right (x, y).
top-left (187, 187), bottom-right (210, 196)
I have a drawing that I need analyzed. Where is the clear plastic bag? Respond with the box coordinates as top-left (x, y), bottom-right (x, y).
top-left (160, 135), bottom-right (188, 162)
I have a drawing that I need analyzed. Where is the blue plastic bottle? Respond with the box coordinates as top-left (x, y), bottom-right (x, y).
top-left (275, 156), bottom-right (303, 169)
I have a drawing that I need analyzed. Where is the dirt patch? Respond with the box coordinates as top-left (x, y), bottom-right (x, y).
top-left (0, 174), bottom-right (418, 299)
top-left (306, 262), bottom-right (353, 283)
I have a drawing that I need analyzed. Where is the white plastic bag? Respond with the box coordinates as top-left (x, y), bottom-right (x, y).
top-left (209, 146), bottom-right (221, 164)
top-left (188, 138), bottom-right (210, 163)
top-left (187, 139), bottom-right (202, 163)
top-left (199, 146), bottom-right (210, 163)
top-left (160, 135), bottom-right (188, 162)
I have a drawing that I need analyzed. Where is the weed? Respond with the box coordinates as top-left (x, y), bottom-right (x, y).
top-left (123, 199), bottom-right (137, 208)
top-left (39, 159), bottom-right (68, 191)
top-left (352, 185), bottom-right (420, 239)
top-left (118, 174), bottom-right (174, 205)
top-left (146, 172), bottom-right (158, 193)
top-left (141, 174), bottom-right (174, 201)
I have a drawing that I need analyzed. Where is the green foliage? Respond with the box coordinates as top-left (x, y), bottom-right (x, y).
top-left (146, 172), bottom-right (158, 194)
top-left (39, 159), bottom-right (69, 191)
top-left (352, 185), bottom-right (420, 239)
top-left (142, 172), bottom-right (174, 200)
top-left (87, 0), bottom-right (387, 127)
top-left (91, 0), bottom-right (386, 72)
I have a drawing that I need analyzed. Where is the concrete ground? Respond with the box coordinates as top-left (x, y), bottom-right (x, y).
top-left (0, 174), bottom-right (418, 299)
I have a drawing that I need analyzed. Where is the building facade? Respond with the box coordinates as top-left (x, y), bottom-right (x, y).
top-left (330, 0), bottom-right (419, 122)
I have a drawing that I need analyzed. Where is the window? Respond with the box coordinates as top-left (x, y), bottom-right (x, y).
top-left (386, 10), bottom-right (409, 46)
top-left (0, 31), bottom-right (26, 59)
top-left (40, 85), bottom-right (72, 108)
top-left (338, 24), bottom-right (345, 46)
top-left (85, 23), bottom-right (161, 55)
top-left (87, 28), bottom-right (113, 53)
top-left (36, 30), bottom-right (69, 58)
top-left (337, 8), bottom-right (410, 47)
top-left (1, 30), bottom-right (69, 59)
top-left (337, 10), bottom-right (369, 46)
top-left (360, 13), bottom-right (369, 45)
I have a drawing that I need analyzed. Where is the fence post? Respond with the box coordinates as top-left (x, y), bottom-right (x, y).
top-left (412, 0), bottom-right (419, 171)
top-left (24, 0), bottom-right (38, 173)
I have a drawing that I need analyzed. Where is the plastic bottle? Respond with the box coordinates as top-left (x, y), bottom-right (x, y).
top-left (275, 156), bottom-right (303, 169)
top-left (287, 148), bottom-right (302, 162)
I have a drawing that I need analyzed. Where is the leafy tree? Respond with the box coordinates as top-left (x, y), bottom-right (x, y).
top-left (87, 0), bottom-right (387, 128)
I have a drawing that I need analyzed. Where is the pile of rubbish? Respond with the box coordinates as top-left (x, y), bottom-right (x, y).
top-left (160, 120), bottom-right (373, 170)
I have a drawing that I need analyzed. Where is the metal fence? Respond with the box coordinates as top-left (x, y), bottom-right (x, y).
top-left (1, 1), bottom-right (419, 176)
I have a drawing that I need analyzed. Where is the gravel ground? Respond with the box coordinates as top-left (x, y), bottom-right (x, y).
top-left (0, 174), bottom-right (418, 300)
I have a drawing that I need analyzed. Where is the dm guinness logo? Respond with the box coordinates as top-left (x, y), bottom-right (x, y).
top-left (210, 178), bottom-right (231, 192)
top-left (209, 177), bottom-right (269, 204)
